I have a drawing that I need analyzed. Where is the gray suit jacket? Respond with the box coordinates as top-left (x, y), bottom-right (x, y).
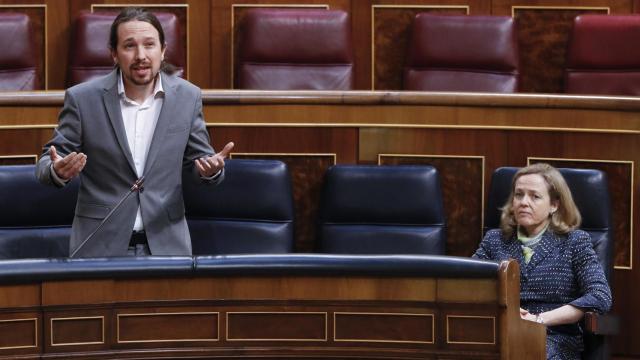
top-left (36, 70), bottom-right (222, 257)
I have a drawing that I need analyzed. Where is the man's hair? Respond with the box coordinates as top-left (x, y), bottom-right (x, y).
top-left (109, 7), bottom-right (177, 74)
top-left (499, 163), bottom-right (581, 238)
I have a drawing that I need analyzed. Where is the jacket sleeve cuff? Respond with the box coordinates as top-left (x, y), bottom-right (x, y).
top-left (50, 163), bottom-right (69, 187)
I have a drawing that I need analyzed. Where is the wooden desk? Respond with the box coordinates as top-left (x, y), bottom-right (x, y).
top-left (0, 257), bottom-right (544, 360)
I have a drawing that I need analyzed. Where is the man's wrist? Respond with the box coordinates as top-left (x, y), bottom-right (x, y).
top-left (535, 314), bottom-right (545, 324)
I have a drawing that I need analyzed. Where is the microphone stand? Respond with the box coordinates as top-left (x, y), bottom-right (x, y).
top-left (70, 177), bottom-right (145, 258)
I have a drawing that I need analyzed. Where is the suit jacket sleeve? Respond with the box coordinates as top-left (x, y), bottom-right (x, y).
top-left (183, 90), bottom-right (224, 185)
top-left (568, 231), bottom-right (613, 313)
top-left (472, 229), bottom-right (498, 260)
top-left (35, 90), bottom-right (83, 187)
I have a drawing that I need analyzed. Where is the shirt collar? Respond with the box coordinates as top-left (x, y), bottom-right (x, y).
top-left (117, 70), bottom-right (164, 102)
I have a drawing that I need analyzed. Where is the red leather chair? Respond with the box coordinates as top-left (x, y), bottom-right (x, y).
top-left (236, 9), bottom-right (354, 90)
top-left (0, 13), bottom-right (39, 91)
top-left (404, 14), bottom-right (519, 92)
top-left (67, 11), bottom-right (185, 87)
top-left (565, 15), bottom-right (640, 96)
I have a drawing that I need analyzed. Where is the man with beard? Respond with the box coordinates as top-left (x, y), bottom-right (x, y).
top-left (36, 7), bottom-right (233, 257)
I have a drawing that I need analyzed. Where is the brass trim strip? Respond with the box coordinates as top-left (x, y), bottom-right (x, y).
top-left (226, 311), bottom-right (328, 342)
top-left (117, 312), bottom-right (219, 343)
top-left (230, 152), bottom-right (337, 165)
top-left (91, 4), bottom-right (190, 80)
top-left (512, 5), bottom-right (610, 17)
top-left (0, 154), bottom-right (38, 164)
top-left (528, 156), bottom-right (634, 270)
top-left (2, 123), bottom-right (640, 135)
top-left (446, 315), bottom-right (496, 345)
top-left (378, 153), bottom-right (485, 235)
top-left (0, 318), bottom-right (37, 350)
top-left (50, 316), bottom-right (104, 346)
top-left (333, 312), bottom-right (435, 344)
top-left (230, 3), bottom-right (330, 89)
top-left (204, 123), bottom-right (640, 134)
top-left (0, 4), bottom-right (48, 89)
top-left (370, 4), bottom-right (470, 90)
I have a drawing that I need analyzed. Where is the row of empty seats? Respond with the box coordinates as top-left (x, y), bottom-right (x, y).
top-left (1, 10), bottom-right (639, 95)
top-left (0, 161), bottom-right (610, 268)
top-left (0, 162), bottom-right (447, 258)
top-left (0, 161), bottom-right (614, 360)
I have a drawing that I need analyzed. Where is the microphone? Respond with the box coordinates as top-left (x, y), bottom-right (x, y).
top-left (70, 177), bottom-right (145, 258)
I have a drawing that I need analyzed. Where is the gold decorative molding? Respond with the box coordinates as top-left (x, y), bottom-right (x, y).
top-left (0, 318), bottom-right (37, 350)
top-left (334, 312), bottom-right (435, 344)
top-left (511, 5), bottom-right (610, 17)
top-left (0, 4), bottom-right (47, 90)
top-left (230, 152), bottom-right (337, 165)
top-left (204, 123), bottom-right (640, 134)
top-left (528, 156), bottom-right (634, 270)
top-left (91, 3), bottom-right (190, 81)
top-left (370, 4), bottom-right (470, 90)
top-left (229, 3), bottom-right (330, 88)
top-left (227, 311), bottom-right (328, 341)
top-left (0, 154), bottom-right (38, 164)
top-left (117, 312), bottom-right (219, 343)
top-left (446, 315), bottom-right (496, 345)
top-left (3, 122), bottom-right (640, 134)
top-left (50, 316), bottom-right (104, 346)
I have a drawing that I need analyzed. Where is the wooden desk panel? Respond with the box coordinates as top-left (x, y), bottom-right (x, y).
top-left (0, 259), bottom-right (545, 359)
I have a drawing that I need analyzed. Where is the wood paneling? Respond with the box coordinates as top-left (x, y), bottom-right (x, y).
top-left (513, 7), bottom-right (608, 93)
top-left (0, 155), bottom-right (37, 165)
top-left (0, 317), bottom-right (37, 350)
top-left (334, 312), bottom-right (434, 343)
top-left (117, 311), bottom-right (218, 343)
top-left (50, 316), bottom-right (104, 346)
top-left (227, 312), bottom-right (326, 341)
top-left (446, 315), bottom-right (496, 345)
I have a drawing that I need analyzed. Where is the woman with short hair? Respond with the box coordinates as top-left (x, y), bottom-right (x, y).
top-left (474, 163), bottom-right (611, 360)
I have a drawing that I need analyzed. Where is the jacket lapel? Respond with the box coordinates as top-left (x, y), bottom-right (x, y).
top-left (103, 70), bottom-right (137, 175)
top-left (143, 72), bottom-right (177, 176)
top-left (524, 229), bottom-right (557, 272)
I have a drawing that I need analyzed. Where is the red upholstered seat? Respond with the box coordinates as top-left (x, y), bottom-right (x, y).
top-left (67, 11), bottom-right (185, 87)
top-left (236, 9), bottom-right (353, 90)
top-left (565, 15), bottom-right (640, 96)
top-left (0, 13), bottom-right (38, 91)
top-left (404, 14), bottom-right (519, 93)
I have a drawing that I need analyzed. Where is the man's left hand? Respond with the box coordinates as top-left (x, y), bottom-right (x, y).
top-left (195, 142), bottom-right (234, 178)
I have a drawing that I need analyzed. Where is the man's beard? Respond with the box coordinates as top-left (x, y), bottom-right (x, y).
top-left (127, 63), bottom-right (156, 86)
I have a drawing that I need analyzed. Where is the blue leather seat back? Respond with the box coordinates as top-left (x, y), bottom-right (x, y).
top-left (184, 159), bottom-right (295, 254)
top-left (319, 165), bottom-right (446, 255)
top-left (485, 167), bottom-right (612, 280)
top-left (0, 165), bottom-right (79, 258)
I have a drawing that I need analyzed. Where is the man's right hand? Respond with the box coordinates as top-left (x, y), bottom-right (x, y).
top-left (50, 145), bottom-right (87, 181)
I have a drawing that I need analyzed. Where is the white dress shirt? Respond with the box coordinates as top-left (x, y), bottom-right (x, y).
top-left (118, 72), bottom-right (164, 231)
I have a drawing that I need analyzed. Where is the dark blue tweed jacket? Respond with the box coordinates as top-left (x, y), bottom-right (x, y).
top-left (473, 228), bottom-right (612, 357)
